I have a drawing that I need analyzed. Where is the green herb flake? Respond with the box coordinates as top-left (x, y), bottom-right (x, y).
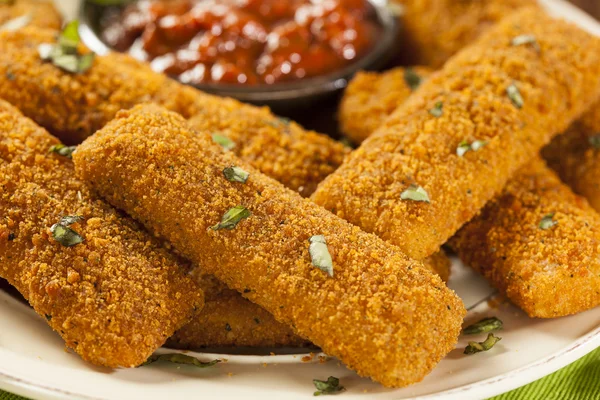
top-left (463, 317), bottom-right (503, 335)
top-left (309, 235), bottom-right (334, 277)
top-left (38, 20), bottom-right (95, 74)
top-left (0, 13), bottom-right (32, 32)
top-left (456, 139), bottom-right (487, 157)
top-left (588, 135), bottom-right (600, 149)
top-left (49, 144), bottom-right (77, 159)
top-left (211, 206), bottom-right (251, 230)
top-left (400, 184), bottom-right (430, 203)
top-left (223, 166), bottom-right (249, 183)
top-left (539, 213), bottom-right (557, 230)
top-left (404, 68), bottom-right (422, 91)
top-left (313, 376), bottom-right (345, 396)
top-left (464, 333), bottom-right (502, 355)
top-left (50, 215), bottom-right (84, 247)
top-left (45, 314), bottom-right (52, 321)
top-left (506, 84), bottom-right (524, 109)
top-left (511, 34), bottom-right (540, 51)
top-left (7, 232), bottom-right (15, 241)
top-left (429, 101), bottom-right (443, 118)
top-left (212, 133), bottom-right (235, 151)
top-left (142, 353), bottom-right (220, 368)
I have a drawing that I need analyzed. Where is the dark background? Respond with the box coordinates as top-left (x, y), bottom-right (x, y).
top-left (571, 0), bottom-right (600, 17)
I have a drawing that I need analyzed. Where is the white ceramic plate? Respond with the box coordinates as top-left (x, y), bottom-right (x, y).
top-left (2, 1), bottom-right (600, 399)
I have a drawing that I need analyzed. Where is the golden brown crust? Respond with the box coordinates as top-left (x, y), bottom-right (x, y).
top-left (168, 275), bottom-right (309, 349)
top-left (74, 104), bottom-right (465, 388)
top-left (396, 0), bottom-right (539, 67)
top-left (171, 249), bottom-right (450, 350)
top-left (0, 0), bottom-right (61, 31)
top-left (312, 9), bottom-right (600, 260)
top-left (0, 27), bottom-right (349, 196)
top-left (449, 158), bottom-right (600, 318)
top-left (0, 100), bottom-right (203, 367)
top-left (339, 67), bottom-right (433, 144)
top-left (543, 102), bottom-right (600, 212)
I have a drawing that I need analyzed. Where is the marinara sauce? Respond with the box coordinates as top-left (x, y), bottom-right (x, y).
top-left (101, 0), bottom-right (379, 85)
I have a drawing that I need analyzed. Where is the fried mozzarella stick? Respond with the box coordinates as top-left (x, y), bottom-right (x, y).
top-left (0, 0), bottom-right (61, 31)
top-left (543, 103), bottom-right (600, 212)
top-left (339, 66), bottom-right (433, 144)
top-left (0, 100), bottom-right (203, 367)
top-left (0, 27), bottom-right (348, 196)
top-left (340, 69), bottom-right (600, 317)
top-left (74, 105), bottom-right (465, 388)
top-left (449, 158), bottom-right (600, 317)
top-left (169, 275), bottom-right (308, 349)
top-left (0, 27), bottom-right (451, 350)
top-left (172, 251), bottom-right (451, 349)
top-left (396, 0), bottom-right (538, 68)
top-left (313, 9), bottom-right (600, 260)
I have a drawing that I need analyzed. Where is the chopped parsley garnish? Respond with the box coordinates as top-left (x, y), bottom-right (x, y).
top-left (429, 101), bottom-right (443, 117)
top-left (0, 13), bottom-right (32, 32)
top-left (456, 139), bottom-right (487, 157)
top-left (400, 184), bottom-right (430, 203)
top-left (404, 68), bottom-right (422, 91)
top-left (539, 213), bottom-right (557, 230)
top-left (223, 166), bottom-right (249, 183)
top-left (142, 353), bottom-right (220, 368)
top-left (309, 235), bottom-right (334, 277)
top-left (464, 333), bottom-right (502, 355)
top-left (49, 144), bottom-right (77, 159)
top-left (38, 20), bottom-right (95, 74)
top-left (506, 84), bottom-right (524, 109)
top-left (511, 34), bottom-right (540, 52)
top-left (212, 133), bottom-right (235, 150)
top-left (463, 317), bottom-right (503, 335)
top-left (211, 206), bottom-right (251, 230)
top-left (589, 135), bottom-right (600, 149)
top-left (313, 376), bottom-right (345, 396)
top-left (7, 232), bottom-right (15, 241)
top-left (50, 215), bottom-right (84, 247)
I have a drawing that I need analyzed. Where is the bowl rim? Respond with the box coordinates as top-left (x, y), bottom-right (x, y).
top-left (78, 0), bottom-right (399, 102)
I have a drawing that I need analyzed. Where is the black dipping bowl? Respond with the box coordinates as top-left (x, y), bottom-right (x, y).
top-left (79, 0), bottom-right (399, 112)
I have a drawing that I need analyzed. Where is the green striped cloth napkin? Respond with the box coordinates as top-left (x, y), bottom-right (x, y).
top-left (1, 346), bottom-right (598, 399)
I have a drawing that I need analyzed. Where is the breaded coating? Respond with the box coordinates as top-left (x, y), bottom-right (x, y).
top-left (172, 249), bottom-right (451, 350)
top-left (449, 158), bottom-right (600, 318)
top-left (312, 9), bottom-right (600, 260)
top-left (424, 250), bottom-right (451, 283)
top-left (169, 274), bottom-right (308, 349)
top-left (396, 0), bottom-right (539, 68)
top-left (339, 67), bottom-right (433, 144)
top-left (543, 102), bottom-right (600, 212)
top-left (74, 105), bottom-right (465, 388)
top-left (0, 27), bottom-right (349, 197)
top-left (0, 0), bottom-right (61, 31)
top-left (0, 100), bottom-right (203, 367)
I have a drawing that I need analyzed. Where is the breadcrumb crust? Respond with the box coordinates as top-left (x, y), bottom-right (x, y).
top-left (450, 158), bottom-right (600, 318)
top-left (313, 9), bottom-right (600, 260)
top-left (74, 105), bottom-right (465, 388)
top-left (543, 103), bottom-right (600, 212)
top-left (0, 101), bottom-right (203, 367)
top-left (0, 27), bottom-right (348, 197)
top-left (396, 0), bottom-right (539, 67)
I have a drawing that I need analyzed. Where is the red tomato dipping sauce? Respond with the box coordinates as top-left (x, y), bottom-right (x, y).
top-left (101, 0), bottom-right (380, 85)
